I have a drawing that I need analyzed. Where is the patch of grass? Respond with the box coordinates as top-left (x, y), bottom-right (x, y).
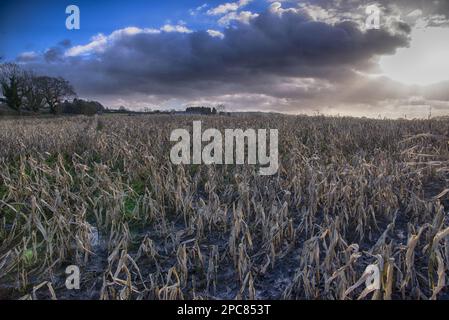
top-left (130, 179), bottom-right (146, 195)
top-left (123, 196), bottom-right (138, 220)
top-left (0, 184), bottom-right (8, 199)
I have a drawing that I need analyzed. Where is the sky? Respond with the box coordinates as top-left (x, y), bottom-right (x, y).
top-left (1, 0), bottom-right (449, 118)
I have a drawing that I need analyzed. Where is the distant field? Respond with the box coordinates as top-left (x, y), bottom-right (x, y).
top-left (0, 114), bottom-right (448, 300)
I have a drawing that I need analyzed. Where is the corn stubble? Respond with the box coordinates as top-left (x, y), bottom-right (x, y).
top-left (0, 114), bottom-right (448, 300)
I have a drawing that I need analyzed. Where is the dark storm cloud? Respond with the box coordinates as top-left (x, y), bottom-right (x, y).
top-left (58, 39), bottom-right (72, 48)
top-left (43, 47), bottom-right (64, 63)
top-left (300, 0), bottom-right (449, 15)
top-left (25, 4), bottom-right (409, 102)
top-left (379, 0), bottom-right (449, 20)
top-left (293, 0), bottom-right (449, 25)
top-left (16, 1), bottom-right (449, 117)
top-left (16, 40), bottom-right (69, 63)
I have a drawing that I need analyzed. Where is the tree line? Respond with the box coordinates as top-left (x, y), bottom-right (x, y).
top-left (1, 62), bottom-right (229, 117)
top-left (0, 63), bottom-right (104, 116)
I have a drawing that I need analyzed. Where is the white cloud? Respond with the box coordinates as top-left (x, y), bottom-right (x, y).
top-left (407, 9), bottom-right (422, 18)
top-left (207, 29), bottom-right (225, 39)
top-left (17, 51), bottom-right (39, 61)
top-left (207, 0), bottom-right (252, 16)
top-left (189, 3), bottom-right (208, 16)
top-left (218, 11), bottom-right (259, 25)
top-left (160, 24), bottom-right (193, 33)
top-left (66, 34), bottom-right (108, 57)
top-left (65, 25), bottom-right (191, 57)
top-left (26, 2), bottom-right (441, 118)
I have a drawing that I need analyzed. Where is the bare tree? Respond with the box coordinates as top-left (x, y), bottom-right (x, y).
top-left (216, 104), bottom-right (226, 113)
top-left (22, 71), bottom-right (45, 112)
top-left (0, 63), bottom-right (24, 114)
top-left (37, 76), bottom-right (76, 114)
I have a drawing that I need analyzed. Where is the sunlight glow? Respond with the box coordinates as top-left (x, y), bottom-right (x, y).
top-left (380, 27), bottom-right (449, 86)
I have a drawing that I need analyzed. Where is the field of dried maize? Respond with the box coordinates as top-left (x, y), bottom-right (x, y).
top-left (0, 114), bottom-right (448, 300)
